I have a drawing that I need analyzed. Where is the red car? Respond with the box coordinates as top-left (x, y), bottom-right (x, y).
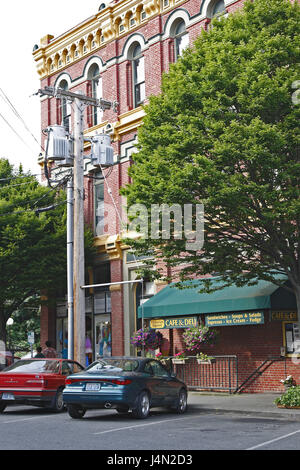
top-left (0, 358), bottom-right (84, 413)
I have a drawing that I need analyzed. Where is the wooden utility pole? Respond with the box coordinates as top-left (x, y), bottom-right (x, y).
top-left (73, 96), bottom-right (86, 366)
top-left (37, 86), bottom-right (117, 366)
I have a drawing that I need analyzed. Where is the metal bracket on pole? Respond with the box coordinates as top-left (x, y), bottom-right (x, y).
top-left (37, 86), bottom-right (119, 112)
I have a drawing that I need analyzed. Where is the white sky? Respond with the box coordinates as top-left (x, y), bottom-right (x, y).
top-left (0, 1), bottom-right (99, 177)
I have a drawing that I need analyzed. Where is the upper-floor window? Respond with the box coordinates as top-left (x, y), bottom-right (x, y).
top-left (132, 44), bottom-right (145, 108)
top-left (212, 0), bottom-right (226, 17)
top-left (94, 176), bottom-right (104, 236)
top-left (57, 79), bottom-right (70, 132)
top-left (87, 64), bottom-right (103, 127)
top-left (174, 20), bottom-right (189, 61)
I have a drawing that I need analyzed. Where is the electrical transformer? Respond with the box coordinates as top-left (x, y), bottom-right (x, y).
top-left (45, 125), bottom-right (69, 161)
top-left (56, 139), bottom-right (74, 167)
top-left (91, 134), bottom-right (114, 167)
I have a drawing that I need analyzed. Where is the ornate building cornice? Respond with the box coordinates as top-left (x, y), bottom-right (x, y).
top-left (33, 0), bottom-right (189, 79)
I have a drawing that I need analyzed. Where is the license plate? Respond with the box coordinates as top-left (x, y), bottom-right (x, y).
top-left (85, 383), bottom-right (101, 391)
top-left (2, 393), bottom-right (15, 400)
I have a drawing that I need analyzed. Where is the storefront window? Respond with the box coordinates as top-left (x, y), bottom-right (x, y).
top-left (95, 314), bottom-right (112, 358)
top-left (85, 313), bottom-right (93, 366)
top-left (135, 281), bottom-right (155, 331)
top-left (56, 316), bottom-right (68, 359)
top-left (284, 322), bottom-right (300, 354)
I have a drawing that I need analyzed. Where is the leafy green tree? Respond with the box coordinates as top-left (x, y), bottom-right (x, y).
top-left (122, 0), bottom-right (300, 324)
top-left (0, 158), bottom-right (95, 347)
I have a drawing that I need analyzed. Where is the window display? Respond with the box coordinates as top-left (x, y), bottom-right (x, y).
top-left (284, 322), bottom-right (300, 354)
top-left (56, 316), bottom-right (68, 358)
top-left (95, 314), bottom-right (111, 358)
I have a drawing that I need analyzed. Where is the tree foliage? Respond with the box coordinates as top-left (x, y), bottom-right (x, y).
top-left (122, 0), bottom-right (300, 313)
top-left (0, 158), bottom-right (95, 346)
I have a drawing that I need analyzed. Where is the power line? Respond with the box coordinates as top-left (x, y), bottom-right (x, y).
top-left (0, 180), bottom-right (39, 189)
top-left (0, 199), bottom-right (67, 218)
top-left (0, 174), bottom-right (41, 182)
top-left (0, 178), bottom-right (67, 217)
top-left (0, 110), bottom-right (35, 153)
top-left (0, 87), bottom-right (44, 151)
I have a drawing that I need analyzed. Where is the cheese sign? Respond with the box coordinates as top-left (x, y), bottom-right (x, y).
top-left (150, 317), bottom-right (198, 329)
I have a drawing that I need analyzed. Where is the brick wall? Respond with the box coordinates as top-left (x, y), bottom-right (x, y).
top-left (166, 317), bottom-right (300, 393)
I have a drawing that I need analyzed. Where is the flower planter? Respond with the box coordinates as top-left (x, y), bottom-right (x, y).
top-left (172, 359), bottom-right (187, 364)
top-left (197, 359), bottom-right (216, 365)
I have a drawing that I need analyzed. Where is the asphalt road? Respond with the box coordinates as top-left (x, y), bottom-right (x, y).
top-left (1, 404), bottom-right (300, 455)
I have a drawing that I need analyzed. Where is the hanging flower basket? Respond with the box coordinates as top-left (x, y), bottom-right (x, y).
top-left (130, 328), bottom-right (163, 351)
top-left (182, 325), bottom-right (219, 353)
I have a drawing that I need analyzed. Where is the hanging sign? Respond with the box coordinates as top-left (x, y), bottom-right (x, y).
top-left (150, 316), bottom-right (198, 329)
top-left (27, 331), bottom-right (35, 345)
top-left (205, 312), bottom-right (264, 327)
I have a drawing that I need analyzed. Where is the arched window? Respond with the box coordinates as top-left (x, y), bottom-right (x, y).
top-left (57, 79), bottom-right (70, 132)
top-left (173, 20), bottom-right (189, 61)
top-left (87, 64), bottom-right (102, 127)
top-left (211, 0), bottom-right (226, 18)
top-left (132, 44), bottom-right (145, 108)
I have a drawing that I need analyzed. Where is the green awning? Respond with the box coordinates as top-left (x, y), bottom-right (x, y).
top-left (138, 276), bottom-right (292, 319)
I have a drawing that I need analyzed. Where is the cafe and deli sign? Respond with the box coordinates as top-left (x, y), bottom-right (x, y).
top-left (150, 316), bottom-right (198, 329)
top-left (205, 311), bottom-right (264, 327)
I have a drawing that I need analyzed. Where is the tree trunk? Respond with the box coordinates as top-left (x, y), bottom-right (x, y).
top-left (0, 311), bottom-right (7, 350)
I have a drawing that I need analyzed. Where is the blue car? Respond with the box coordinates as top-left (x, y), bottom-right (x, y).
top-left (63, 356), bottom-right (188, 419)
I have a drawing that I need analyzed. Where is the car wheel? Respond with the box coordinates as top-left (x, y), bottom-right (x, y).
top-left (67, 404), bottom-right (86, 419)
top-left (51, 388), bottom-right (65, 412)
top-left (132, 391), bottom-right (150, 419)
top-left (0, 403), bottom-right (6, 413)
top-left (172, 389), bottom-right (187, 414)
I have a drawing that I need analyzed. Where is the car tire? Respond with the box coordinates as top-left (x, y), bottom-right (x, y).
top-left (67, 404), bottom-right (86, 419)
top-left (172, 389), bottom-right (187, 414)
top-left (51, 388), bottom-right (65, 412)
top-left (132, 391), bottom-right (150, 419)
top-left (0, 403), bottom-right (6, 413)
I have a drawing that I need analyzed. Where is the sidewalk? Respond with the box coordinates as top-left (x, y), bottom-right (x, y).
top-left (188, 391), bottom-right (300, 421)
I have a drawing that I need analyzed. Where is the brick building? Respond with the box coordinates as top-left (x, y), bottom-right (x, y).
top-left (33, 0), bottom-right (299, 391)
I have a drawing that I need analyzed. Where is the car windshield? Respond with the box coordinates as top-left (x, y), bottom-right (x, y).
top-left (86, 359), bottom-right (139, 372)
top-left (3, 360), bottom-right (60, 374)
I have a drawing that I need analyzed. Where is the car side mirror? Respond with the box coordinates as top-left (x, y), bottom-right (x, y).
top-left (170, 372), bottom-right (177, 378)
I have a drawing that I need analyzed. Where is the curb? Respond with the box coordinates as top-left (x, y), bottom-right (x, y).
top-left (195, 404), bottom-right (300, 421)
top-left (188, 405), bottom-right (300, 421)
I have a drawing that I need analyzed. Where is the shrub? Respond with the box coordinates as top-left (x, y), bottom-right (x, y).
top-left (274, 386), bottom-right (300, 407)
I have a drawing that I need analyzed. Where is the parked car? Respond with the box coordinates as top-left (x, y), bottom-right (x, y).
top-left (63, 356), bottom-right (188, 419)
top-left (0, 358), bottom-right (84, 413)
